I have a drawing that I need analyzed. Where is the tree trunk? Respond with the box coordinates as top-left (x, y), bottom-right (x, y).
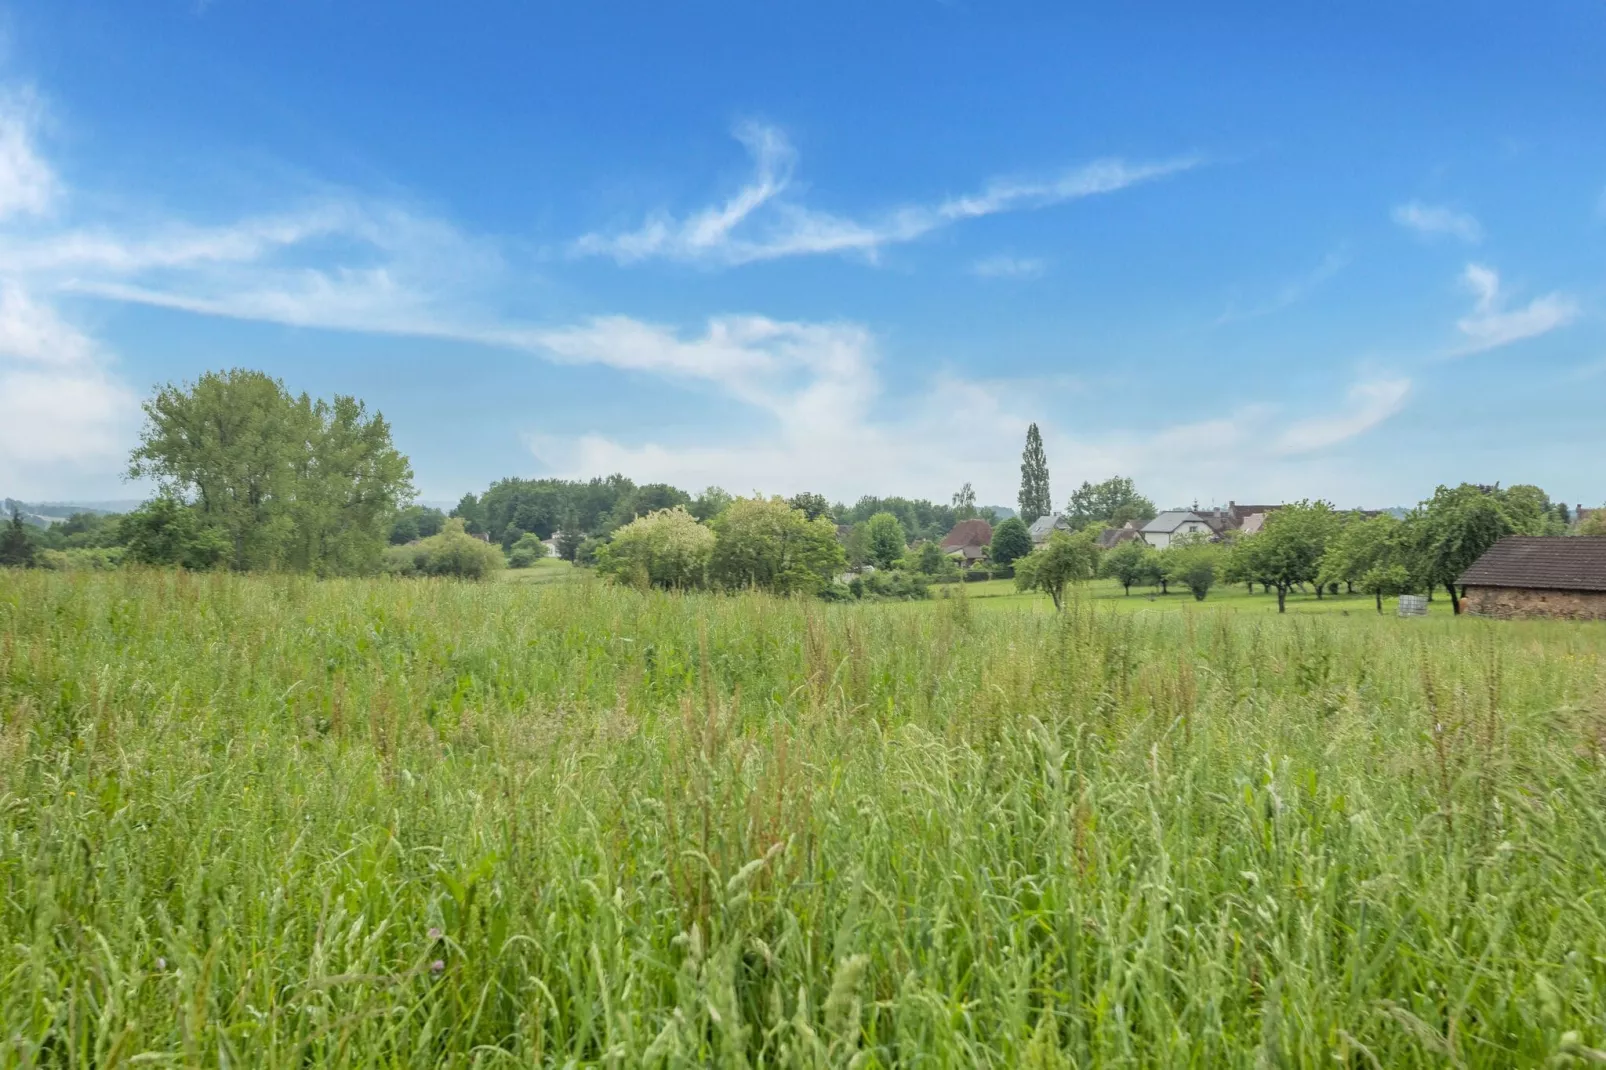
top-left (1277, 584), bottom-right (1287, 613)
top-left (1122, 581), bottom-right (1131, 595)
top-left (1375, 590), bottom-right (1383, 614)
top-left (1347, 581), bottom-right (1355, 594)
top-left (1160, 579), bottom-right (1169, 595)
top-left (1446, 582), bottom-right (1460, 615)
top-left (1246, 582), bottom-right (1253, 594)
top-left (1314, 583), bottom-right (1324, 600)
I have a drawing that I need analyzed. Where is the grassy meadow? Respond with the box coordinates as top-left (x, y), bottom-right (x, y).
top-left (3, 569), bottom-right (1605, 1067)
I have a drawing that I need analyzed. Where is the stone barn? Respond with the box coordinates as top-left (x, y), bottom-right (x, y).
top-left (1457, 536), bottom-right (1606, 620)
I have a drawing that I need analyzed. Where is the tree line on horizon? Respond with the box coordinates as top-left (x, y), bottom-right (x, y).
top-left (3, 372), bottom-right (1602, 602)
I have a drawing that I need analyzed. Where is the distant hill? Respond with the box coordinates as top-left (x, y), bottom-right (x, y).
top-left (983, 505), bottom-right (1016, 520)
top-left (2, 499), bottom-right (138, 528)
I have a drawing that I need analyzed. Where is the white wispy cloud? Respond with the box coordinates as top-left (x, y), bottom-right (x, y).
top-left (573, 123), bottom-right (1196, 267)
top-left (970, 254), bottom-right (1047, 279)
top-left (0, 86), bottom-right (56, 220)
top-left (1, 75), bottom-right (1413, 506)
top-left (518, 309), bottom-right (1410, 505)
top-left (1453, 262), bottom-right (1577, 354)
top-left (1274, 377), bottom-right (1411, 454)
top-left (0, 283), bottom-right (95, 365)
top-left (0, 283), bottom-right (136, 493)
top-left (0, 90), bottom-right (138, 494)
top-left (1392, 201), bottom-right (1483, 244)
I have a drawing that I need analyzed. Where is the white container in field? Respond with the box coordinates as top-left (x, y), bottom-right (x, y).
top-left (1397, 595), bottom-right (1428, 617)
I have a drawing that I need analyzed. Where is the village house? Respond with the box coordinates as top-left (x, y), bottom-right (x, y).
top-left (940, 518), bottom-right (993, 567)
top-left (1096, 521), bottom-right (1141, 549)
top-left (1027, 513), bottom-right (1072, 545)
top-left (1140, 501), bottom-right (1283, 547)
top-left (1457, 536), bottom-right (1606, 620)
top-left (1138, 511), bottom-right (1216, 549)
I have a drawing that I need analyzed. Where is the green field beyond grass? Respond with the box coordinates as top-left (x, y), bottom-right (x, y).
top-left (944, 576), bottom-right (1457, 616)
top-left (3, 571), bottom-right (1605, 1066)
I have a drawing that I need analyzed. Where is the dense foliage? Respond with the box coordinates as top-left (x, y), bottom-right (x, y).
top-left (595, 507), bottom-right (715, 589)
top-left (1065, 475), bottom-right (1157, 531)
top-left (708, 497), bottom-right (846, 595)
top-left (987, 516), bottom-right (1033, 566)
top-left (4, 570), bottom-right (1605, 1065)
top-left (128, 369), bottom-right (413, 575)
top-left (381, 518), bottom-right (506, 579)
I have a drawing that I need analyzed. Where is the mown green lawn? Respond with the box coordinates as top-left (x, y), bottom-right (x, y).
top-left (498, 556), bottom-right (588, 585)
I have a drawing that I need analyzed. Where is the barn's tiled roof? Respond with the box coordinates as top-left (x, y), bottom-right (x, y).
top-left (940, 519), bottom-right (993, 550)
top-left (1457, 536), bottom-right (1606, 593)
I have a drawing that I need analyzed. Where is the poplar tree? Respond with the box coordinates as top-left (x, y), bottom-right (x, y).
top-left (1017, 423), bottom-right (1052, 525)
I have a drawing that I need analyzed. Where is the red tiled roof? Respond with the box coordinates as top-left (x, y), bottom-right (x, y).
top-left (940, 519), bottom-right (993, 550)
top-left (1457, 537), bottom-right (1606, 593)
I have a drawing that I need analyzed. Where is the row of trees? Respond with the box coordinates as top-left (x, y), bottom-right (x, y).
top-left (593, 498), bottom-right (1010, 600)
top-left (450, 476), bottom-right (1010, 559)
top-left (1008, 482), bottom-right (1590, 613)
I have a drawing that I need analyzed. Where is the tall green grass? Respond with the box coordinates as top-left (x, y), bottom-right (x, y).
top-left (2, 570), bottom-right (1605, 1066)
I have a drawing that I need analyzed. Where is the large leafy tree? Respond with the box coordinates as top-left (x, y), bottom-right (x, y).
top-left (1017, 423), bottom-right (1052, 525)
top-left (786, 491), bottom-right (832, 522)
top-left (390, 505), bottom-right (447, 545)
top-left (286, 395), bottom-right (416, 575)
top-left (988, 516), bottom-right (1033, 567)
top-left (1237, 500), bottom-right (1340, 612)
top-left (709, 497), bottom-right (846, 595)
top-left (1411, 484), bottom-right (1521, 613)
top-left (1066, 476), bottom-right (1156, 532)
top-left (129, 369), bottom-right (413, 574)
top-left (1316, 513), bottom-right (1400, 595)
top-left (1014, 529), bottom-right (1099, 610)
top-left (865, 512), bottom-right (908, 570)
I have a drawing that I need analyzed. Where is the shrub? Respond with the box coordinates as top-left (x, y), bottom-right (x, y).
top-left (709, 497), bottom-right (846, 595)
top-left (36, 547), bottom-right (126, 571)
top-left (846, 569), bottom-right (930, 602)
top-left (595, 507), bottom-right (713, 590)
top-left (382, 519), bottom-right (505, 580)
top-left (120, 497), bottom-right (230, 570)
top-left (507, 533), bottom-right (550, 569)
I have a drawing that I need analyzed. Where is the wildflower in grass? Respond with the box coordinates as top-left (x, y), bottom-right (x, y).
top-left (156, 957), bottom-right (166, 971)
top-left (428, 927), bottom-right (442, 942)
top-left (430, 959), bottom-right (445, 975)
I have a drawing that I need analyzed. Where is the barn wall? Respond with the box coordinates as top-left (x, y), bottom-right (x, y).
top-left (1462, 586), bottom-right (1606, 621)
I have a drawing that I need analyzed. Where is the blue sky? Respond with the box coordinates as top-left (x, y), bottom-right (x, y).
top-left (1, 1), bottom-right (1602, 510)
